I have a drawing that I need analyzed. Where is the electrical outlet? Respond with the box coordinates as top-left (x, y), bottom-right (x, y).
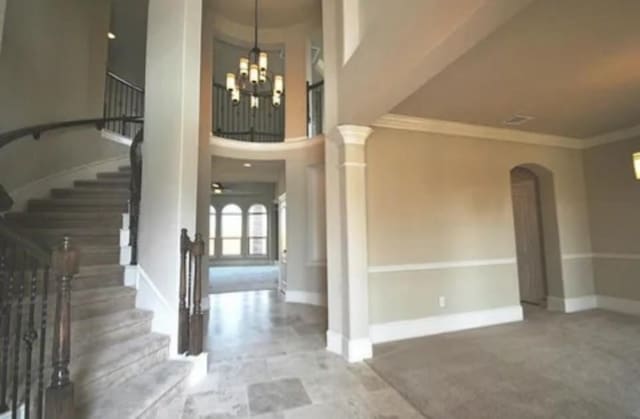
top-left (439, 296), bottom-right (446, 308)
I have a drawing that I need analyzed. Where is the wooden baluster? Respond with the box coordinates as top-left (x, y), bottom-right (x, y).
top-left (22, 258), bottom-right (39, 419)
top-left (11, 251), bottom-right (26, 416)
top-left (178, 229), bottom-right (190, 355)
top-left (45, 237), bottom-right (78, 419)
top-left (189, 234), bottom-right (205, 356)
top-left (129, 129), bottom-right (143, 265)
top-left (0, 244), bottom-right (11, 414)
top-left (36, 267), bottom-right (50, 419)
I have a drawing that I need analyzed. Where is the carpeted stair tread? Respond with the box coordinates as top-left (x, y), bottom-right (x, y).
top-left (72, 333), bottom-right (171, 403)
top-left (81, 360), bottom-right (191, 419)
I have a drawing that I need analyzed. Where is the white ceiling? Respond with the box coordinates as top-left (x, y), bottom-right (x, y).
top-left (212, 0), bottom-right (320, 28)
top-left (392, 0), bottom-right (640, 139)
top-left (211, 156), bottom-right (284, 183)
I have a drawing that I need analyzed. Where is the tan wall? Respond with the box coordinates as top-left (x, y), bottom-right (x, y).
top-left (366, 128), bottom-right (594, 324)
top-left (584, 136), bottom-right (640, 301)
top-left (0, 0), bottom-right (126, 193)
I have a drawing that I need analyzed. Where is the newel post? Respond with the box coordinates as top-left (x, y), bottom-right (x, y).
top-left (178, 229), bottom-right (190, 354)
top-left (45, 236), bottom-right (78, 419)
top-left (189, 234), bottom-right (205, 356)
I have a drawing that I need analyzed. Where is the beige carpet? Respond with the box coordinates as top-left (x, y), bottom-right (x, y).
top-left (209, 265), bottom-right (279, 294)
top-left (367, 307), bottom-right (640, 418)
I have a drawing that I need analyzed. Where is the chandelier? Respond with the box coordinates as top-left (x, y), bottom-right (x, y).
top-left (225, 0), bottom-right (284, 108)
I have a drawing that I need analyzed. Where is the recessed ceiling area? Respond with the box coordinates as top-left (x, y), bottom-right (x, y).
top-left (392, 0), bottom-right (640, 139)
top-left (212, 0), bottom-right (320, 28)
top-left (211, 156), bottom-right (284, 184)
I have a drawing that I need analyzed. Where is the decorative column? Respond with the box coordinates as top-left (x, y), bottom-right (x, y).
top-left (138, 0), bottom-right (202, 349)
top-left (326, 125), bottom-right (373, 362)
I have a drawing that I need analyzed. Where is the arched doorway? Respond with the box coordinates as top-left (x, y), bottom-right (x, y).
top-left (510, 167), bottom-right (548, 307)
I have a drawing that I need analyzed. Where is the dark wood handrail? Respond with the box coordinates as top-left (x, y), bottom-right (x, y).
top-left (0, 218), bottom-right (49, 263)
top-left (308, 80), bottom-right (324, 90)
top-left (0, 116), bottom-right (143, 150)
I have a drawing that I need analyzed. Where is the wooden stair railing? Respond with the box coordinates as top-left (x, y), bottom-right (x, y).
top-left (0, 116), bottom-right (144, 267)
top-left (0, 219), bottom-right (78, 419)
top-left (178, 229), bottom-right (205, 356)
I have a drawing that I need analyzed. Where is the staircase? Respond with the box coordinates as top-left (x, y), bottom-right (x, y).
top-left (3, 166), bottom-right (190, 419)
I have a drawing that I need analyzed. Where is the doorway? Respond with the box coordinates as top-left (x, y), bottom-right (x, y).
top-left (510, 167), bottom-right (548, 307)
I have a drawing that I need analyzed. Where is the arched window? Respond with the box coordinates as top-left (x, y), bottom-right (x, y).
top-left (209, 206), bottom-right (216, 256)
top-left (248, 204), bottom-right (268, 256)
top-left (221, 204), bottom-right (243, 256)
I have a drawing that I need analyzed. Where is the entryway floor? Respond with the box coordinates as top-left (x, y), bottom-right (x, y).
top-left (182, 290), bottom-right (423, 418)
top-left (367, 308), bottom-right (640, 418)
top-left (209, 265), bottom-right (279, 294)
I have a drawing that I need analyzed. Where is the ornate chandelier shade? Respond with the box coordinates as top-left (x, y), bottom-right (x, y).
top-left (225, 0), bottom-right (284, 109)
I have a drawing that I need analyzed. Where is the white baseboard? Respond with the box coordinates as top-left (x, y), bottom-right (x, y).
top-left (547, 295), bottom-right (598, 313)
top-left (285, 290), bottom-right (327, 307)
top-left (7, 155), bottom-right (128, 211)
top-left (370, 305), bottom-right (523, 344)
top-left (326, 329), bottom-right (343, 355)
top-left (325, 330), bottom-right (372, 363)
top-left (597, 295), bottom-right (640, 315)
top-left (136, 266), bottom-right (178, 355)
top-left (120, 246), bottom-right (132, 266)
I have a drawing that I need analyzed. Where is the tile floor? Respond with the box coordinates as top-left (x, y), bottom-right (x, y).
top-left (182, 290), bottom-right (423, 418)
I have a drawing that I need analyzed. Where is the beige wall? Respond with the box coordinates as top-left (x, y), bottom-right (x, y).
top-left (366, 127), bottom-right (594, 324)
top-left (0, 0), bottom-right (127, 193)
top-left (584, 136), bottom-right (640, 301)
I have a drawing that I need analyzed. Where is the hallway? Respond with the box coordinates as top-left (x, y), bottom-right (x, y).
top-left (182, 291), bottom-right (423, 418)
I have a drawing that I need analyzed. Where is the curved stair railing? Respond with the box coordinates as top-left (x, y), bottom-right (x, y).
top-left (0, 112), bottom-right (143, 419)
top-left (0, 219), bottom-right (78, 419)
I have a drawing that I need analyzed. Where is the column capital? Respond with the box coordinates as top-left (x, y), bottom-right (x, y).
top-left (335, 125), bottom-right (373, 146)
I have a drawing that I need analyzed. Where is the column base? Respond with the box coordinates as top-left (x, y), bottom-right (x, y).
top-left (326, 330), bottom-right (373, 363)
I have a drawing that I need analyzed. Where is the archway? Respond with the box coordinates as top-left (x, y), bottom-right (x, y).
top-left (510, 164), bottom-right (564, 312)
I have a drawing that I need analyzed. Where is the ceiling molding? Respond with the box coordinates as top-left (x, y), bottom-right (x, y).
top-left (373, 114), bottom-right (584, 149)
top-left (583, 124), bottom-right (640, 148)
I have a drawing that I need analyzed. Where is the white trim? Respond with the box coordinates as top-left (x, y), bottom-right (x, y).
top-left (346, 338), bottom-right (373, 363)
top-left (370, 305), bottom-right (523, 344)
top-left (373, 114), bottom-right (583, 149)
top-left (561, 253), bottom-right (640, 261)
top-left (584, 123), bottom-right (640, 148)
top-left (210, 134), bottom-right (324, 152)
top-left (593, 253), bottom-right (640, 260)
top-left (136, 266), bottom-right (178, 355)
top-left (124, 265), bottom-right (139, 287)
top-left (597, 295), bottom-right (640, 315)
top-left (181, 352), bottom-right (209, 387)
top-left (368, 257), bottom-right (516, 273)
top-left (373, 114), bottom-right (640, 150)
top-left (7, 155), bottom-right (128, 211)
top-left (561, 253), bottom-right (594, 260)
top-left (326, 329), bottom-right (344, 355)
top-left (101, 129), bottom-right (133, 146)
top-left (564, 295), bottom-right (598, 313)
top-left (336, 125), bottom-right (373, 145)
top-left (341, 162), bottom-right (366, 168)
top-left (285, 290), bottom-right (327, 307)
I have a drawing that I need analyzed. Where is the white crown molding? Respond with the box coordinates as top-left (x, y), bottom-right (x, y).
top-left (374, 114), bottom-right (584, 149)
top-left (374, 114), bottom-right (640, 150)
top-left (336, 125), bottom-right (373, 145)
top-left (584, 123), bottom-right (640, 148)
